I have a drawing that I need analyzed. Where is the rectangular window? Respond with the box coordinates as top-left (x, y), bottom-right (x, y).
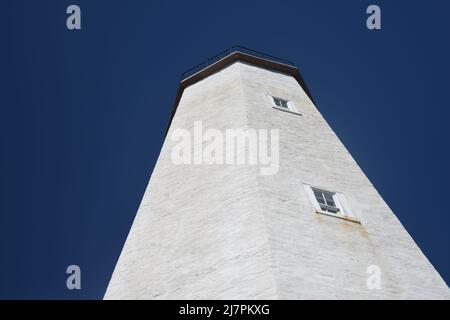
top-left (312, 188), bottom-right (340, 214)
top-left (303, 184), bottom-right (360, 223)
top-left (272, 97), bottom-right (289, 109)
top-left (268, 95), bottom-right (301, 115)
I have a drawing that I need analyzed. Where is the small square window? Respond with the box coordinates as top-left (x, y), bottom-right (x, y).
top-left (268, 95), bottom-right (301, 115)
top-left (272, 97), bottom-right (289, 109)
top-left (312, 188), bottom-right (340, 214)
top-left (303, 184), bottom-right (360, 224)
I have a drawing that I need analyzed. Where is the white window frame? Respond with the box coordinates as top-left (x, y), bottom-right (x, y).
top-left (267, 95), bottom-right (301, 115)
top-left (303, 184), bottom-right (360, 224)
top-left (273, 96), bottom-right (289, 109)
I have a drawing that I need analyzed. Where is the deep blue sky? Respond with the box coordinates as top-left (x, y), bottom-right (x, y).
top-left (1, 0), bottom-right (449, 299)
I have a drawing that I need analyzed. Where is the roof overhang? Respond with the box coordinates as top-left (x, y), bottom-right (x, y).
top-left (165, 50), bottom-right (314, 135)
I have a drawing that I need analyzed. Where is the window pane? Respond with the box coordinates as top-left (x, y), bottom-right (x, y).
top-left (323, 193), bottom-right (335, 206)
top-left (313, 190), bottom-right (325, 204)
top-left (316, 196), bottom-right (326, 204)
top-left (313, 189), bottom-right (322, 197)
top-left (323, 192), bottom-right (333, 200)
top-left (273, 97), bottom-right (288, 108)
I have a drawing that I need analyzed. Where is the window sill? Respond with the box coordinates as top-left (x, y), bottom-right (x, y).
top-left (316, 210), bottom-right (361, 224)
top-left (272, 106), bottom-right (302, 116)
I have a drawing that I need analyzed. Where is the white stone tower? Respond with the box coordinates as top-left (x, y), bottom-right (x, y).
top-left (105, 47), bottom-right (449, 299)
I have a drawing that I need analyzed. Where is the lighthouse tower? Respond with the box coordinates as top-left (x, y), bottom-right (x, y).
top-left (105, 47), bottom-right (449, 299)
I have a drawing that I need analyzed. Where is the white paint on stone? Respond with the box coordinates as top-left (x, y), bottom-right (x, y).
top-left (104, 61), bottom-right (450, 299)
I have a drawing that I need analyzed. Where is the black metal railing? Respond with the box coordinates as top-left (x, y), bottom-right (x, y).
top-left (180, 45), bottom-right (296, 81)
